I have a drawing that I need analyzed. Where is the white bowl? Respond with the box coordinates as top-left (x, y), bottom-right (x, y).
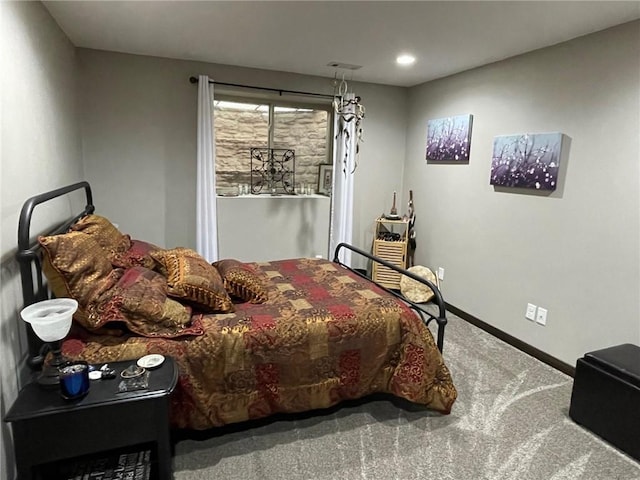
top-left (137, 354), bottom-right (165, 369)
top-left (20, 298), bottom-right (78, 342)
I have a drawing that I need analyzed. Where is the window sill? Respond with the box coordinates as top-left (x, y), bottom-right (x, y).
top-left (217, 194), bottom-right (330, 199)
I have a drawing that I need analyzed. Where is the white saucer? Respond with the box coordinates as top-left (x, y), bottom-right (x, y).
top-left (137, 354), bottom-right (165, 369)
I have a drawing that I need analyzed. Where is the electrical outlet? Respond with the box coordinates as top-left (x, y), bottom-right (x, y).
top-left (525, 303), bottom-right (537, 321)
top-left (437, 267), bottom-right (445, 281)
top-left (536, 307), bottom-right (548, 326)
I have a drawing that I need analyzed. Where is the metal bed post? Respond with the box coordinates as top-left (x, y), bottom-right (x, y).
top-left (332, 242), bottom-right (448, 353)
top-left (16, 181), bottom-right (95, 369)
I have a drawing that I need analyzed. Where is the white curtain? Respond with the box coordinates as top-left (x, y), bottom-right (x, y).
top-left (196, 75), bottom-right (218, 262)
top-left (329, 92), bottom-right (357, 266)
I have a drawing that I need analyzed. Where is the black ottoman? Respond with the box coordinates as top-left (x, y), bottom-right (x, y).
top-left (569, 343), bottom-right (640, 461)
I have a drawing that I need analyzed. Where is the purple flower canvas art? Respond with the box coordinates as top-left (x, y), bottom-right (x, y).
top-left (426, 114), bottom-right (473, 162)
top-left (490, 133), bottom-right (563, 191)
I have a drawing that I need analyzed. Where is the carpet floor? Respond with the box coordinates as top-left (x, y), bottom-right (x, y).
top-left (172, 310), bottom-right (640, 479)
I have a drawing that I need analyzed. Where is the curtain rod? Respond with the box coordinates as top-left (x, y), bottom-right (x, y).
top-left (189, 76), bottom-right (335, 100)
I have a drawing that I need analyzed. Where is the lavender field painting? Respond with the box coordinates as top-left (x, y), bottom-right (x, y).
top-left (426, 114), bottom-right (473, 162)
top-left (490, 133), bottom-right (563, 191)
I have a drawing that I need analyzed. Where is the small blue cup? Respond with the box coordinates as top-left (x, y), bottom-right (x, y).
top-left (59, 361), bottom-right (90, 400)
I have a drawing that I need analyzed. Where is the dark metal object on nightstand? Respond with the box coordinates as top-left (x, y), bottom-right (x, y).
top-left (20, 298), bottom-right (79, 388)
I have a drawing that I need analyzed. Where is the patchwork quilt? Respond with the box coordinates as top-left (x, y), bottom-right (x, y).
top-left (63, 258), bottom-right (457, 429)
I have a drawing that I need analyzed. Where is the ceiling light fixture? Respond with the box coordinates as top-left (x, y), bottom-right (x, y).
top-left (332, 74), bottom-right (365, 174)
top-left (396, 54), bottom-right (416, 66)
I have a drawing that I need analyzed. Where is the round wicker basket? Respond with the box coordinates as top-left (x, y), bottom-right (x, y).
top-left (400, 266), bottom-right (437, 303)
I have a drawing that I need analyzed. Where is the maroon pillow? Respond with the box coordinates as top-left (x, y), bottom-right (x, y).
top-left (111, 239), bottom-right (163, 270)
top-left (89, 266), bottom-right (204, 338)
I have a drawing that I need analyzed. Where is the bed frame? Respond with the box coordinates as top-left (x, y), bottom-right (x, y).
top-left (16, 182), bottom-right (448, 371)
top-left (17, 181), bottom-right (95, 369)
top-left (333, 243), bottom-right (447, 352)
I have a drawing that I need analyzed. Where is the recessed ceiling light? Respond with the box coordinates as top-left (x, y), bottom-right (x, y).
top-left (396, 54), bottom-right (416, 66)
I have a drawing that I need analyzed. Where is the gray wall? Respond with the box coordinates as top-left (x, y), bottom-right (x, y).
top-left (404, 21), bottom-right (640, 366)
top-left (217, 196), bottom-right (331, 262)
top-left (0, 2), bottom-right (83, 479)
top-left (78, 49), bottom-right (408, 261)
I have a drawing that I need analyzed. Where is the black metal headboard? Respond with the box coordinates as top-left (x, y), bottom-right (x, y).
top-left (17, 181), bottom-right (95, 369)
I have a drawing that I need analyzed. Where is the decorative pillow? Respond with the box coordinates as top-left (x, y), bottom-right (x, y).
top-left (39, 231), bottom-right (121, 329)
top-left (70, 214), bottom-right (131, 257)
top-left (92, 266), bottom-right (202, 338)
top-left (111, 239), bottom-right (163, 270)
top-left (151, 246), bottom-right (196, 277)
top-left (151, 248), bottom-right (234, 313)
top-left (213, 259), bottom-right (269, 304)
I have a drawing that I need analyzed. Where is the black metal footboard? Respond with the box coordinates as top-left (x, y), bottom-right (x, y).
top-left (332, 242), bottom-right (448, 353)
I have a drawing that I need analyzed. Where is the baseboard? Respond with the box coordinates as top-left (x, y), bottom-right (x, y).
top-left (446, 303), bottom-right (576, 378)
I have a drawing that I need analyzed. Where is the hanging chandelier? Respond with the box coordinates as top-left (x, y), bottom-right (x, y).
top-left (333, 75), bottom-right (365, 173)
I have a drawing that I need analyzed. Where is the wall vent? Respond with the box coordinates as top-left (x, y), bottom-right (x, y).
top-left (326, 62), bottom-right (362, 70)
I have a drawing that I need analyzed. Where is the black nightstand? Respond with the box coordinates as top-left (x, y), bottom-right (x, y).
top-left (4, 357), bottom-right (178, 480)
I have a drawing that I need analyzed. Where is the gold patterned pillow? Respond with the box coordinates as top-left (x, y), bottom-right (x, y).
top-left (70, 214), bottom-right (131, 257)
top-left (213, 259), bottom-right (268, 304)
top-left (151, 248), bottom-right (234, 313)
top-left (39, 231), bottom-right (120, 330)
top-left (151, 246), bottom-right (195, 277)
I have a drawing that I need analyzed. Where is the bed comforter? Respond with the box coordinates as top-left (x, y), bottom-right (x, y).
top-left (62, 258), bottom-right (457, 429)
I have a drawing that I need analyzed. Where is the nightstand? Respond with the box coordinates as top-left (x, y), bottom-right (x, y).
top-left (4, 357), bottom-right (178, 480)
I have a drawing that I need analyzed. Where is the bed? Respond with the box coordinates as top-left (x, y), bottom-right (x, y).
top-left (17, 181), bottom-right (457, 430)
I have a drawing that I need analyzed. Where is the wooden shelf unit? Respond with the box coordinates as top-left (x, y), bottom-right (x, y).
top-left (372, 217), bottom-right (409, 290)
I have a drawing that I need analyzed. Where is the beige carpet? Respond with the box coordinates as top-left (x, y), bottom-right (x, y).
top-left (172, 310), bottom-right (640, 479)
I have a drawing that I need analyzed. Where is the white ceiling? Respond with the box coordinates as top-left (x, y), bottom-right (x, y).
top-left (44, 1), bottom-right (640, 87)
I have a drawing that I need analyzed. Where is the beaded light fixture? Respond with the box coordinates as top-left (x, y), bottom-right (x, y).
top-left (333, 75), bottom-right (365, 174)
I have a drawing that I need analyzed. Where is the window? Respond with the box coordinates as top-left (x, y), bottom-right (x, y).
top-left (214, 97), bottom-right (331, 195)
